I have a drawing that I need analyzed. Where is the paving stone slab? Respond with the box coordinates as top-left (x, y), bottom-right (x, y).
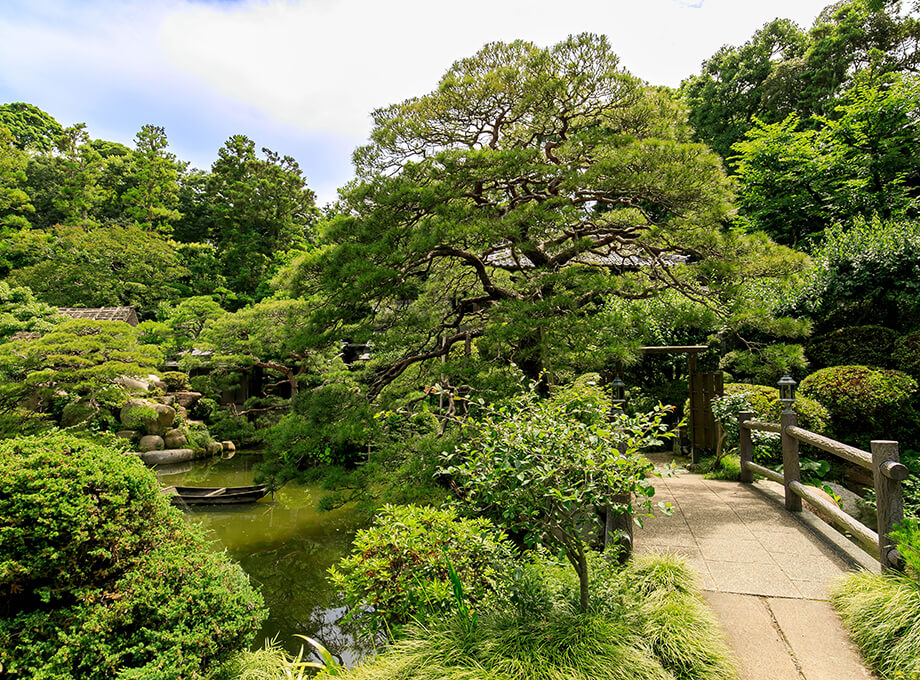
top-left (767, 598), bottom-right (874, 680)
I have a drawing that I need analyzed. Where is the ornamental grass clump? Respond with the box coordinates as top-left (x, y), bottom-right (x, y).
top-left (322, 552), bottom-right (737, 680)
top-left (831, 519), bottom-right (920, 680)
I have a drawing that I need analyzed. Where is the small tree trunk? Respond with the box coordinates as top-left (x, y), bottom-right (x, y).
top-left (566, 544), bottom-right (590, 612)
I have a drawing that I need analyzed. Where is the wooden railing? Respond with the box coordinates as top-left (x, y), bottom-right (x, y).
top-left (738, 409), bottom-right (909, 570)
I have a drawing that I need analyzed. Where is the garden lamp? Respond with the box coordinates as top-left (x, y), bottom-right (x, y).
top-left (611, 376), bottom-right (626, 407)
top-left (778, 374), bottom-right (797, 412)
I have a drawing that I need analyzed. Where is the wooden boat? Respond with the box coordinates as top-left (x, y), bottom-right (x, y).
top-left (162, 484), bottom-right (270, 506)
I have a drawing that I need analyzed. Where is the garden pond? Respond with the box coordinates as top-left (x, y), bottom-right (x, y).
top-left (154, 454), bottom-right (367, 664)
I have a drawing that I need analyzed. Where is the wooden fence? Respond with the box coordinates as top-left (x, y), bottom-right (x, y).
top-left (737, 409), bottom-right (909, 570)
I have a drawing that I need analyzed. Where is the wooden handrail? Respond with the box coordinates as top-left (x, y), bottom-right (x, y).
top-left (737, 409), bottom-right (906, 571)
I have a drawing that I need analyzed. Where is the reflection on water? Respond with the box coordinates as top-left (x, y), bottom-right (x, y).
top-left (155, 454), bottom-right (365, 663)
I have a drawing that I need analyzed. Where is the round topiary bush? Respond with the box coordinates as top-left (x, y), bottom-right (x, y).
top-left (805, 325), bottom-right (897, 370)
top-left (798, 366), bottom-right (918, 444)
top-left (0, 432), bottom-right (266, 679)
top-left (893, 331), bottom-right (920, 381)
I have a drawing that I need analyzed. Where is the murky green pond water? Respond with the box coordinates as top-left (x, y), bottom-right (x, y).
top-left (154, 454), bottom-right (366, 663)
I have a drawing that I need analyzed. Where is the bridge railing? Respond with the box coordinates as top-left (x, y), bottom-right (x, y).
top-left (737, 409), bottom-right (908, 570)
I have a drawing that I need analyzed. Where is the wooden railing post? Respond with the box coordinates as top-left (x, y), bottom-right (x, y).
top-left (871, 440), bottom-right (905, 571)
top-left (739, 410), bottom-right (754, 483)
top-left (781, 409), bottom-right (802, 512)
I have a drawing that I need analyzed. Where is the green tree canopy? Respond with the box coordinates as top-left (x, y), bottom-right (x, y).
top-left (682, 0), bottom-right (920, 162)
top-left (0, 102), bottom-right (63, 152)
top-left (122, 124), bottom-right (183, 232)
top-left (289, 33), bottom-right (802, 400)
top-left (0, 126), bottom-right (34, 230)
top-left (4, 223), bottom-right (196, 315)
top-left (207, 135), bottom-right (318, 297)
top-left (733, 73), bottom-right (920, 244)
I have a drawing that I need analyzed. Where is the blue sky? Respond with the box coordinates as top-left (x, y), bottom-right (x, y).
top-left (1, 0), bottom-right (836, 205)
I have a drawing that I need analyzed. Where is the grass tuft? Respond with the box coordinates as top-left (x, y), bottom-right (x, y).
top-left (831, 570), bottom-right (920, 680)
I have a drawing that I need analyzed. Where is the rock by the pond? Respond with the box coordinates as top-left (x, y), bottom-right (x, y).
top-left (120, 399), bottom-right (159, 431)
top-left (207, 441), bottom-right (223, 456)
top-left (148, 403), bottom-right (177, 435)
top-left (164, 428), bottom-right (188, 449)
top-left (155, 395), bottom-right (176, 406)
top-left (115, 429), bottom-right (138, 440)
top-left (172, 391), bottom-right (203, 409)
top-left (116, 375), bottom-right (153, 394)
top-left (139, 434), bottom-right (165, 452)
top-left (221, 440), bottom-right (236, 453)
top-left (139, 448), bottom-right (198, 465)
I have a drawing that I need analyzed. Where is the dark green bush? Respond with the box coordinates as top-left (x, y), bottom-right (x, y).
top-left (161, 370), bottom-right (191, 392)
top-left (805, 325), bottom-right (897, 370)
top-left (0, 432), bottom-right (265, 679)
top-left (328, 504), bottom-right (515, 638)
top-left (799, 366), bottom-right (917, 445)
top-left (893, 331), bottom-right (920, 380)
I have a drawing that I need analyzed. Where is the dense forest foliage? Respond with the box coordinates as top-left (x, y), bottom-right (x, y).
top-left (3, 1), bottom-right (920, 678)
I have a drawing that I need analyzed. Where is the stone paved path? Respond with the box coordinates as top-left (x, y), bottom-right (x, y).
top-left (634, 457), bottom-right (879, 680)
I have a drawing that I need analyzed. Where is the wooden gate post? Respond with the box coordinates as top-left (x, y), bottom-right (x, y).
top-left (871, 440), bottom-right (905, 571)
top-left (738, 411), bottom-right (754, 484)
top-left (781, 410), bottom-right (802, 512)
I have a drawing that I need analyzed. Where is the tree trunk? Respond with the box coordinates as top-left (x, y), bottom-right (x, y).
top-left (566, 545), bottom-right (590, 612)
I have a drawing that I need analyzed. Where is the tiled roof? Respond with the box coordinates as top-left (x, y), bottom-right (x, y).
top-left (58, 307), bottom-right (139, 326)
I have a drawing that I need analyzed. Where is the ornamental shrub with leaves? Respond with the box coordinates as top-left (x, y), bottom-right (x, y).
top-left (805, 325), bottom-right (897, 370)
top-left (893, 331), bottom-right (920, 381)
top-left (792, 217), bottom-right (920, 332)
top-left (441, 380), bottom-right (672, 612)
top-left (714, 383), bottom-right (830, 466)
top-left (328, 504), bottom-right (514, 640)
top-left (0, 432), bottom-right (265, 679)
top-left (799, 365), bottom-right (917, 445)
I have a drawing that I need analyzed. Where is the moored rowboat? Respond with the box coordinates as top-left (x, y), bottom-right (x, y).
top-left (161, 484), bottom-right (269, 506)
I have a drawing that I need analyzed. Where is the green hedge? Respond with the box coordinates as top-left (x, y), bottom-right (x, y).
top-left (805, 325), bottom-right (897, 370)
top-left (0, 432), bottom-right (265, 679)
top-left (893, 331), bottom-right (920, 381)
top-left (798, 365), bottom-right (917, 445)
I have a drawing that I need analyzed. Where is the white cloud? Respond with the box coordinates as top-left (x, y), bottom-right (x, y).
top-left (1, 0), bottom-right (838, 203)
top-left (158, 0), bottom-right (835, 141)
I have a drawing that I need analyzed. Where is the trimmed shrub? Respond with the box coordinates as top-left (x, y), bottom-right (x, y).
top-left (0, 432), bottom-right (265, 679)
top-left (893, 331), bottom-right (920, 380)
top-left (805, 325), bottom-right (897, 370)
top-left (328, 504), bottom-right (515, 638)
top-left (799, 366), bottom-right (917, 444)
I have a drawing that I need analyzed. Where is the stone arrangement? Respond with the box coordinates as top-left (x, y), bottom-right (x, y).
top-left (108, 375), bottom-right (233, 465)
